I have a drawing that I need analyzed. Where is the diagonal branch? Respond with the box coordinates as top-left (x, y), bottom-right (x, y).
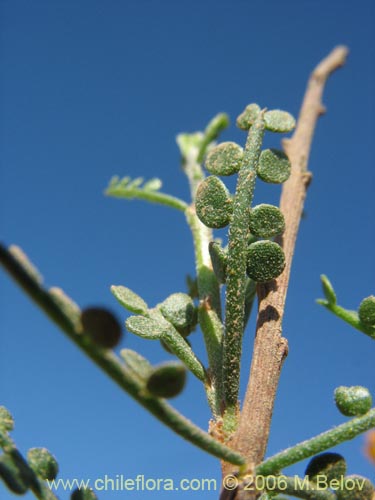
top-left (230, 46), bottom-right (349, 473)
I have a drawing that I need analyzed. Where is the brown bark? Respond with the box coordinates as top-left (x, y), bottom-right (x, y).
top-left (220, 46), bottom-right (349, 500)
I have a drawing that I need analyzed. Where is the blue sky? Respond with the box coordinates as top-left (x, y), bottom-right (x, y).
top-left (1, 1), bottom-right (374, 498)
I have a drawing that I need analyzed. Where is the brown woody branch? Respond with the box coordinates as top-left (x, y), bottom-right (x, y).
top-left (220, 46), bottom-right (349, 499)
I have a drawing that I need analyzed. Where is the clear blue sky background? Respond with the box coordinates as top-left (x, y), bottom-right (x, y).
top-left (1, 1), bottom-right (374, 499)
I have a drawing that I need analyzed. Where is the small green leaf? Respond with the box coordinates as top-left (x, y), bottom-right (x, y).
top-left (146, 362), bottom-right (186, 398)
top-left (236, 103), bottom-right (261, 130)
top-left (320, 275), bottom-right (337, 305)
top-left (336, 475), bottom-right (374, 500)
top-left (195, 176), bottom-right (232, 228)
top-left (125, 315), bottom-right (166, 339)
top-left (143, 178), bottom-right (162, 191)
top-left (120, 349), bottom-right (152, 379)
top-left (81, 307), bottom-right (122, 348)
top-left (257, 149), bottom-right (291, 184)
top-left (160, 293), bottom-right (197, 336)
top-left (111, 285), bottom-right (148, 314)
top-left (205, 142), bottom-right (244, 176)
top-left (209, 241), bottom-right (227, 284)
top-left (0, 406), bottom-right (14, 432)
top-left (358, 296), bottom-right (375, 327)
top-left (334, 386), bottom-right (372, 417)
top-left (249, 204), bottom-right (285, 238)
top-left (246, 241), bottom-right (285, 283)
top-left (305, 453), bottom-right (347, 483)
top-left (264, 109), bottom-right (296, 133)
top-left (127, 177), bottom-right (144, 188)
top-left (27, 448), bottom-right (59, 480)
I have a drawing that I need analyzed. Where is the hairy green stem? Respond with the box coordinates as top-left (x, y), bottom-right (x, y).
top-left (319, 302), bottom-right (375, 340)
top-left (0, 431), bottom-right (58, 500)
top-left (0, 243), bottom-right (245, 465)
top-left (182, 120), bottom-right (227, 416)
top-left (223, 113), bottom-right (266, 426)
top-left (106, 184), bottom-right (188, 212)
top-left (256, 408), bottom-right (375, 475)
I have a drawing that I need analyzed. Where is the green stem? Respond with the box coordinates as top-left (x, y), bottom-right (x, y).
top-left (0, 243), bottom-right (244, 465)
top-left (223, 113), bottom-right (266, 425)
top-left (0, 431), bottom-right (58, 500)
top-left (106, 185), bottom-right (188, 212)
top-left (256, 408), bottom-right (375, 475)
top-left (182, 120), bottom-right (227, 417)
top-left (319, 301), bottom-right (375, 340)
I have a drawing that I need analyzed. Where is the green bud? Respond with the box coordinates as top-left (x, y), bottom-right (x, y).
top-left (358, 296), bottom-right (375, 327)
top-left (249, 204), bottom-right (285, 238)
top-left (71, 488), bottom-right (98, 500)
top-left (81, 307), bottom-right (122, 348)
top-left (27, 448), bottom-right (58, 480)
top-left (257, 148), bottom-right (291, 184)
top-left (334, 386), bottom-right (372, 417)
top-left (337, 475), bottom-right (374, 500)
top-left (0, 453), bottom-right (31, 494)
top-left (246, 241), bottom-right (285, 283)
top-left (236, 103), bottom-right (261, 130)
top-left (0, 406), bottom-right (14, 432)
top-left (111, 285), bottom-right (148, 315)
top-left (120, 349), bottom-right (152, 380)
top-left (195, 176), bottom-right (232, 228)
top-left (320, 275), bottom-right (337, 305)
top-left (146, 362), bottom-right (186, 398)
top-left (205, 141), bottom-right (244, 176)
top-left (305, 453), bottom-right (347, 483)
top-left (125, 315), bottom-right (166, 339)
top-left (160, 293), bottom-right (197, 336)
top-left (209, 241), bottom-right (227, 284)
top-left (264, 109), bottom-right (296, 133)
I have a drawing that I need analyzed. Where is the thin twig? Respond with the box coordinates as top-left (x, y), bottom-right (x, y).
top-left (0, 243), bottom-right (245, 466)
top-left (230, 46), bottom-right (349, 475)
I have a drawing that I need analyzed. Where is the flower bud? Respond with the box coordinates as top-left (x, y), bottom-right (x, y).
top-left (246, 241), bottom-right (285, 283)
top-left (195, 176), bottom-right (232, 228)
top-left (334, 386), bottom-right (372, 417)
